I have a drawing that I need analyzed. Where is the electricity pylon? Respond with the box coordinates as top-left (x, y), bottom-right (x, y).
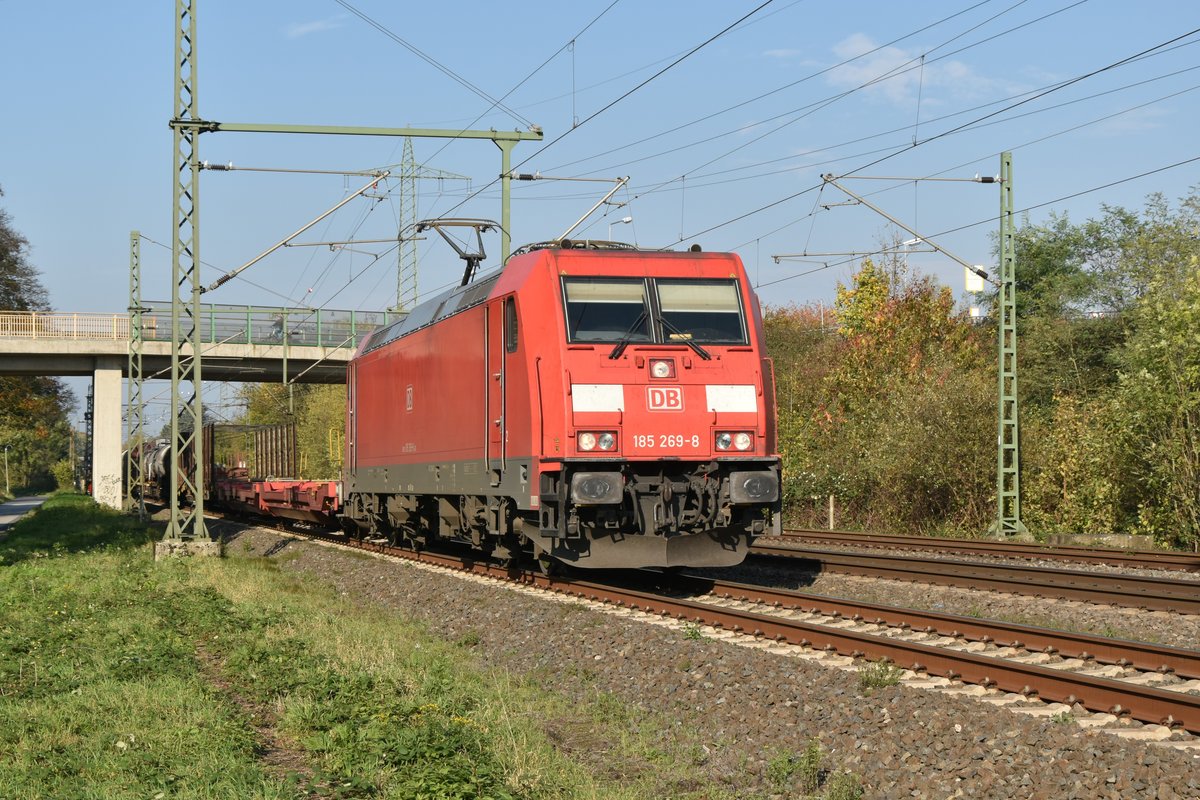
top-left (394, 138), bottom-right (469, 311)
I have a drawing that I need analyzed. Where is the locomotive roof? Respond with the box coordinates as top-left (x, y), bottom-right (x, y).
top-left (509, 239), bottom-right (711, 257)
top-left (358, 241), bottom-right (730, 357)
top-left (359, 273), bottom-right (500, 356)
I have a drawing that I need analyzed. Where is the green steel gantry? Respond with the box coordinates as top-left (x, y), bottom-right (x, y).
top-left (125, 231), bottom-right (146, 521)
top-left (165, 0), bottom-right (206, 542)
top-left (162, 0), bottom-right (543, 543)
top-left (992, 151), bottom-right (1027, 537)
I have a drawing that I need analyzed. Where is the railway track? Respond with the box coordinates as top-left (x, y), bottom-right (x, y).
top-left (751, 544), bottom-right (1200, 614)
top-left (778, 528), bottom-right (1200, 572)
top-left (265, 525), bottom-right (1200, 735)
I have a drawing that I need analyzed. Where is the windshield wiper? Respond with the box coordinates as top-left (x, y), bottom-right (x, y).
top-left (659, 316), bottom-right (712, 360)
top-left (608, 311), bottom-right (648, 359)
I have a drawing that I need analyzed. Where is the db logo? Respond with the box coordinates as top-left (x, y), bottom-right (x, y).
top-left (647, 386), bottom-right (684, 411)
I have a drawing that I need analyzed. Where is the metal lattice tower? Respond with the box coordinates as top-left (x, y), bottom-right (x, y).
top-left (394, 137), bottom-right (469, 311)
top-left (125, 231), bottom-right (146, 520)
top-left (165, 0), bottom-right (209, 542)
top-left (84, 385), bottom-right (94, 495)
top-left (397, 138), bottom-right (418, 311)
top-left (994, 151), bottom-right (1027, 537)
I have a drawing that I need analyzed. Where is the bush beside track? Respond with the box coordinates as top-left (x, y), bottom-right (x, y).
top-left (0, 494), bottom-right (756, 800)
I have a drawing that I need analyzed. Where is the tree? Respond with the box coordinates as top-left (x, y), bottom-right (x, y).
top-left (0, 187), bottom-right (74, 491)
top-left (0, 187), bottom-right (50, 311)
top-left (1083, 193), bottom-right (1200, 314)
top-left (1014, 188), bottom-right (1200, 543)
top-left (234, 382), bottom-right (345, 479)
top-left (766, 259), bottom-right (994, 532)
top-left (763, 303), bottom-right (841, 516)
top-left (1111, 256), bottom-right (1200, 546)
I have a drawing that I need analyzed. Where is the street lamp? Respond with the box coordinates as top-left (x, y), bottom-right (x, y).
top-left (3, 445), bottom-right (10, 497)
top-left (900, 237), bottom-right (921, 279)
top-left (608, 215), bottom-right (633, 240)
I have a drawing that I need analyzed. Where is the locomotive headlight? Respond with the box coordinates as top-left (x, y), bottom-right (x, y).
top-left (649, 358), bottom-right (676, 378)
top-left (577, 432), bottom-right (617, 452)
top-left (716, 431), bottom-right (753, 451)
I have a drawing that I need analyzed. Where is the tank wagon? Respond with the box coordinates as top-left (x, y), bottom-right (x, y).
top-left (338, 240), bottom-right (781, 568)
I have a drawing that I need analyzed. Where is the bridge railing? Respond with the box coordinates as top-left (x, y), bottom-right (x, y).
top-left (0, 305), bottom-right (406, 349)
top-left (0, 311), bottom-right (130, 339)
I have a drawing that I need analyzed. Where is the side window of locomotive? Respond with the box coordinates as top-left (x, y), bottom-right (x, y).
top-left (504, 297), bottom-right (518, 353)
top-left (562, 278), bottom-right (650, 342)
top-left (655, 279), bottom-right (747, 344)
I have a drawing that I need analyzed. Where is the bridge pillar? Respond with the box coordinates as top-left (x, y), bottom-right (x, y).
top-left (91, 357), bottom-right (124, 510)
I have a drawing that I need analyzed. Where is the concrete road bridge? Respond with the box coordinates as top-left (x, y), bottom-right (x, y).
top-left (0, 304), bottom-right (399, 510)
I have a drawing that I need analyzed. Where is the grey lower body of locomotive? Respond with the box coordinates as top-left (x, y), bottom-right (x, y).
top-left (342, 457), bottom-right (781, 569)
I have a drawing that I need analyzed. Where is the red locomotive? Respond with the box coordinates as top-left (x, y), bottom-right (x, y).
top-left (339, 238), bottom-right (780, 568)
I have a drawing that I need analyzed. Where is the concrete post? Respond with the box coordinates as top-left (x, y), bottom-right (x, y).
top-left (91, 357), bottom-right (124, 509)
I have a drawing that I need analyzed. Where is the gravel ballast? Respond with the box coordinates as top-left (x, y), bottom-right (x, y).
top-left (226, 527), bottom-right (1200, 799)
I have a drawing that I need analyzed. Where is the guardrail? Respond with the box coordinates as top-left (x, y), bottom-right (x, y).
top-left (0, 312), bottom-right (130, 340)
top-left (0, 305), bottom-right (404, 349)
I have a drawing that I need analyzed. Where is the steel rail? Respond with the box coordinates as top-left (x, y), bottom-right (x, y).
top-left (589, 582), bottom-right (1200, 733)
top-left (278, 528), bottom-right (1200, 733)
top-left (661, 573), bottom-right (1200, 680)
top-left (752, 545), bottom-right (1200, 615)
top-left (778, 529), bottom-right (1200, 572)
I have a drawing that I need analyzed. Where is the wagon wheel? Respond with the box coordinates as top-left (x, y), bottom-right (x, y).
top-left (534, 547), bottom-right (560, 577)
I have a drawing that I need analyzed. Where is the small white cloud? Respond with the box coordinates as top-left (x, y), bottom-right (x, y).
top-left (286, 16), bottom-right (345, 39)
top-left (737, 120), bottom-right (765, 137)
top-left (764, 48), bottom-right (803, 60)
top-left (826, 33), bottom-right (1010, 107)
top-left (1093, 106), bottom-right (1170, 136)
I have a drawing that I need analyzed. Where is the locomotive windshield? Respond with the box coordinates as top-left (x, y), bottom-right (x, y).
top-left (564, 279), bottom-right (651, 342)
top-left (563, 276), bottom-right (747, 345)
top-left (656, 280), bottom-right (746, 344)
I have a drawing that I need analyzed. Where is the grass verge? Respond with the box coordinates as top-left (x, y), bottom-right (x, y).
top-left (0, 495), bottom-right (785, 799)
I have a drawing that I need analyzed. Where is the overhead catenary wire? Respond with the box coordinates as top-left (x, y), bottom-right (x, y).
top-left (155, 7), bottom-right (1195, 320)
top-left (661, 25), bottom-right (1200, 249)
top-left (722, 77), bottom-right (1200, 255)
top-left (324, 1), bottom-right (627, 307)
top-left (415, 0), bottom-right (625, 171)
top-left (621, 0), bottom-right (1077, 205)
top-left (463, 65), bottom-right (1200, 219)
top-left (428, 0), bottom-right (779, 222)
top-left (412, 0), bottom-right (815, 131)
top-left (460, 47), bottom-right (1200, 206)
top-left (631, 64), bottom-right (1200, 204)
top-left (333, 0), bottom-right (535, 130)
top-left (546, 0), bottom-right (1082, 184)
top-left (541, 0), bottom-right (1003, 174)
top-left (754, 153), bottom-right (1200, 290)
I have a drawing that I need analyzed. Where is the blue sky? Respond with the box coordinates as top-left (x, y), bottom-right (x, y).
top-left (2, 1), bottom-right (1199, 423)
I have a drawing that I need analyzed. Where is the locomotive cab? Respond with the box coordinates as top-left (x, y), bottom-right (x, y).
top-left (520, 243), bottom-right (782, 568)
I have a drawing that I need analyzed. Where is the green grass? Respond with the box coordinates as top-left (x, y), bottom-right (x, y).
top-left (856, 659), bottom-right (903, 692)
top-left (766, 739), bottom-right (863, 800)
top-left (2, 494), bottom-right (816, 800)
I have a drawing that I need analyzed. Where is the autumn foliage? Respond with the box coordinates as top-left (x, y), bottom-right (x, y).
top-left (766, 257), bottom-right (993, 533)
top-left (767, 190), bottom-right (1200, 547)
